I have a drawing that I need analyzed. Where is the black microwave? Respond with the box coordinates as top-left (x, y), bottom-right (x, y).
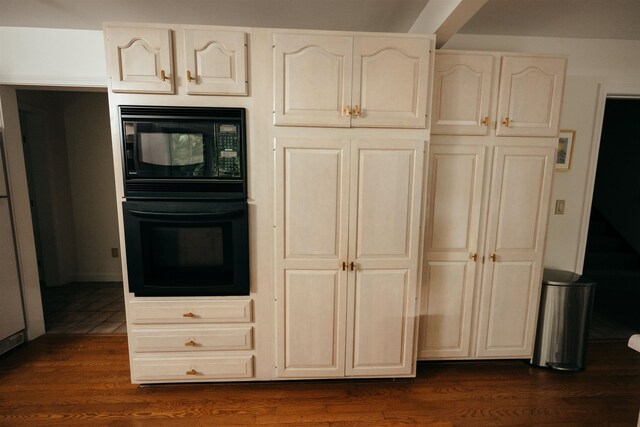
top-left (119, 105), bottom-right (247, 199)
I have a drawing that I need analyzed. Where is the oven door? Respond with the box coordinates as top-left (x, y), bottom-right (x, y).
top-left (123, 200), bottom-right (249, 296)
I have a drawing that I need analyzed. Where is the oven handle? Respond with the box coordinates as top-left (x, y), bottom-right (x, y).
top-left (128, 209), bottom-right (244, 220)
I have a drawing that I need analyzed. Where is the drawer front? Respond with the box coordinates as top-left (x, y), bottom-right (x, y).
top-left (132, 355), bottom-right (254, 382)
top-left (129, 299), bottom-right (252, 324)
top-left (130, 326), bottom-right (253, 352)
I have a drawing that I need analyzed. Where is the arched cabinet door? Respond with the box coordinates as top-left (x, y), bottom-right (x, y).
top-left (273, 33), bottom-right (353, 127)
top-left (495, 56), bottom-right (566, 137)
top-left (105, 26), bottom-right (174, 94)
top-left (183, 29), bottom-right (248, 96)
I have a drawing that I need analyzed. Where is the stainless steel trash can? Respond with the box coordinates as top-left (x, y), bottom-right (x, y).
top-left (530, 268), bottom-right (596, 371)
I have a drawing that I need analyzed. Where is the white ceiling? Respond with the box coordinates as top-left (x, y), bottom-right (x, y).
top-left (1, 0), bottom-right (639, 41)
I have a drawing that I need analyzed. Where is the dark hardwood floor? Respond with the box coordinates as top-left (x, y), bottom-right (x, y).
top-left (1, 335), bottom-right (639, 426)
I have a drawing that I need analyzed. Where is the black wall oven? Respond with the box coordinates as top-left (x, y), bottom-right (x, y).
top-left (120, 106), bottom-right (249, 297)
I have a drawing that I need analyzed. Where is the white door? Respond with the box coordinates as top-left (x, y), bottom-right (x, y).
top-left (431, 53), bottom-right (494, 135)
top-left (274, 138), bottom-right (350, 377)
top-left (273, 33), bottom-right (353, 127)
top-left (495, 56), bottom-right (566, 137)
top-left (419, 145), bottom-right (486, 359)
top-left (352, 36), bottom-right (430, 129)
top-left (183, 29), bottom-right (247, 95)
top-left (345, 139), bottom-right (424, 376)
top-left (105, 26), bottom-right (174, 94)
top-left (476, 146), bottom-right (555, 357)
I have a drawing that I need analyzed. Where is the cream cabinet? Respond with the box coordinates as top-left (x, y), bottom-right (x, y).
top-left (105, 25), bottom-right (248, 95)
top-left (274, 138), bottom-right (424, 378)
top-left (418, 144), bottom-right (555, 360)
top-left (431, 51), bottom-right (566, 137)
top-left (273, 32), bottom-right (431, 128)
top-left (127, 299), bottom-right (256, 383)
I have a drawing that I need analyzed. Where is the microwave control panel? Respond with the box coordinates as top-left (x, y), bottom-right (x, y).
top-left (216, 124), bottom-right (242, 178)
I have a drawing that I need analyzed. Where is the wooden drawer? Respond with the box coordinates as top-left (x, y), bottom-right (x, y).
top-left (131, 355), bottom-right (254, 382)
top-left (129, 299), bottom-right (252, 324)
top-left (130, 326), bottom-right (253, 352)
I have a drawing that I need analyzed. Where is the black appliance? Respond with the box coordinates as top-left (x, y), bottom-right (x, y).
top-left (119, 105), bottom-right (246, 199)
top-left (119, 106), bottom-right (250, 297)
top-left (123, 200), bottom-right (249, 297)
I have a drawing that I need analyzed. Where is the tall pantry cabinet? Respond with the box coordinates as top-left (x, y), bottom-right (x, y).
top-left (272, 30), bottom-right (433, 378)
top-left (418, 50), bottom-right (565, 360)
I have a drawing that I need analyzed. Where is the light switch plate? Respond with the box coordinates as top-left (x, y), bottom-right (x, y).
top-left (555, 199), bottom-right (565, 215)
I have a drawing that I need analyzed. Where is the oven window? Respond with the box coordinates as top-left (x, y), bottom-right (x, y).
top-left (141, 222), bottom-right (233, 287)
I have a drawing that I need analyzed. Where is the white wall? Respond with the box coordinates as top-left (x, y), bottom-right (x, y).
top-left (443, 34), bottom-right (640, 272)
top-left (63, 92), bottom-right (121, 281)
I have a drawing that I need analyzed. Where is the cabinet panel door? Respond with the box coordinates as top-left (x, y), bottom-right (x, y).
top-left (105, 26), bottom-right (174, 94)
top-left (349, 139), bottom-right (424, 268)
top-left (431, 53), bottom-right (494, 135)
top-left (476, 146), bottom-right (554, 357)
top-left (495, 56), bottom-right (566, 137)
top-left (275, 138), bottom-right (350, 377)
top-left (274, 33), bottom-right (353, 127)
top-left (183, 29), bottom-right (247, 95)
top-left (346, 269), bottom-right (413, 376)
top-left (352, 36), bottom-right (429, 128)
top-left (418, 145), bottom-right (485, 359)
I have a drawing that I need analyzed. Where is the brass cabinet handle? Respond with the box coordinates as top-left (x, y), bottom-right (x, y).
top-left (352, 105), bottom-right (361, 117)
top-left (342, 261), bottom-right (347, 271)
top-left (350, 261), bottom-right (355, 271)
top-left (186, 369), bottom-right (198, 375)
top-left (481, 116), bottom-right (489, 126)
top-left (187, 70), bottom-right (194, 82)
top-left (160, 69), bottom-right (169, 81)
top-left (343, 106), bottom-right (352, 117)
top-left (471, 253), bottom-right (478, 262)
top-left (184, 340), bottom-right (197, 347)
top-left (183, 312), bottom-right (195, 318)
top-left (502, 116), bottom-right (510, 127)
top-left (490, 253), bottom-right (497, 262)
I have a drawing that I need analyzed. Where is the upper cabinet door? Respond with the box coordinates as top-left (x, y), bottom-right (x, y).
top-left (183, 29), bottom-right (248, 96)
top-left (351, 36), bottom-right (429, 128)
top-left (273, 33), bottom-right (353, 127)
top-left (496, 56), bottom-right (566, 137)
top-left (431, 53), bottom-right (494, 135)
top-left (106, 26), bottom-right (174, 94)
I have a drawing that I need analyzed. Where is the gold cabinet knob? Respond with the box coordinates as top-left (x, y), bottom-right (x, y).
top-left (352, 105), bottom-right (361, 117)
top-left (184, 340), bottom-right (197, 347)
top-left (481, 116), bottom-right (489, 126)
top-left (160, 69), bottom-right (169, 81)
top-left (502, 116), bottom-right (510, 127)
top-left (183, 312), bottom-right (195, 318)
top-left (471, 253), bottom-right (478, 262)
top-left (187, 70), bottom-right (194, 82)
top-left (343, 106), bottom-right (352, 117)
top-left (186, 369), bottom-right (198, 375)
top-left (490, 253), bottom-right (497, 262)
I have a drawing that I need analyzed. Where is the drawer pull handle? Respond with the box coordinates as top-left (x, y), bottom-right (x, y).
top-left (187, 70), bottom-right (194, 82)
top-left (481, 116), bottom-right (489, 126)
top-left (352, 105), bottom-right (361, 117)
top-left (490, 253), bottom-right (497, 262)
top-left (186, 369), bottom-right (198, 375)
top-left (502, 116), bottom-right (510, 127)
top-left (183, 312), bottom-right (195, 318)
top-left (184, 340), bottom-right (197, 347)
top-left (471, 253), bottom-right (478, 262)
top-left (160, 69), bottom-right (169, 81)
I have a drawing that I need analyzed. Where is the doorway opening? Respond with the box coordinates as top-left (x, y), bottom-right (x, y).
top-left (17, 89), bottom-right (125, 334)
top-left (584, 98), bottom-right (640, 340)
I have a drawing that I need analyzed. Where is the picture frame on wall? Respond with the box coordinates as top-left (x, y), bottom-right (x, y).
top-left (556, 130), bottom-right (576, 171)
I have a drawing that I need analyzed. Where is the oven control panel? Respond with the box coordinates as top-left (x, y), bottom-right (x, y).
top-left (216, 124), bottom-right (242, 178)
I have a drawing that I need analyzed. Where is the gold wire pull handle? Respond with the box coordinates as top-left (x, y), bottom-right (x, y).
top-left (350, 262), bottom-right (355, 271)
top-left (471, 253), bottom-right (478, 262)
top-left (186, 369), bottom-right (198, 375)
top-left (481, 116), bottom-right (489, 126)
top-left (160, 69), bottom-right (169, 81)
top-left (184, 340), bottom-right (197, 347)
top-left (490, 253), bottom-right (497, 262)
top-left (352, 105), bottom-right (361, 117)
top-left (343, 106), bottom-right (352, 117)
top-left (342, 261), bottom-right (347, 271)
top-left (502, 117), bottom-right (510, 127)
top-left (183, 312), bottom-right (195, 318)
top-left (187, 70), bottom-right (194, 82)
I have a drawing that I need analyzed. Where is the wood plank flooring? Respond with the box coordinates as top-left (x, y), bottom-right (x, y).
top-left (1, 335), bottom-right (639, 426)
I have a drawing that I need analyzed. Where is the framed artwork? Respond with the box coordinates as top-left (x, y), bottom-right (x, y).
top-left (556, 130), bottom-right (576, 171)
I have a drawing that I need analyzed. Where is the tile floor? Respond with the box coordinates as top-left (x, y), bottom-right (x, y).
top-left (41, 282), bottom-right (126, 334)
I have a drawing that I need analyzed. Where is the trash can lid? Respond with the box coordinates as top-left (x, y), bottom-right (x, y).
top-left (542, 268), bottom-right (595, 286)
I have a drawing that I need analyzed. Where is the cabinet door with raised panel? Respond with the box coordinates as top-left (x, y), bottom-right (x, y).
top-left (105, 26), bottom-right (174, 94)
top-left (418, 145), bottom-right (486, 359)
top-left (345, 139), bottom-right (424, 376)
top-left (476, 146), bottom-right (554, 357)
top-left (273, 33), bottom-right (353, 127)
top-left (431, 53), bottom-right (494, 135)
top-left (495, 56), bottom-right (566, 137)
top-left (274, 138), bottom-right (350, 377)
top-left (352, 36), bottom-right (430, 129)
top-left (183, 29), bottom-right (247, 95)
